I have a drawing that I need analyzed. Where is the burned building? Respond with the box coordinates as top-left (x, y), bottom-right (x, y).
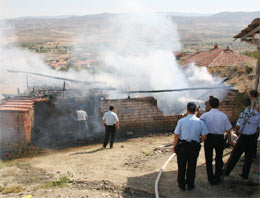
top-left (0, 83), bottom-right (241, 156)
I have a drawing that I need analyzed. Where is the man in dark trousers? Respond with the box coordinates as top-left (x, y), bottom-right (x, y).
top-left (102, 106), bottom-right (119, 149)
top-left (173, 102), bottom-right (208, 191)
top-left (225, 97), bottom-right (260, 179)
top-left (200, 97), bottom-right (232, 185)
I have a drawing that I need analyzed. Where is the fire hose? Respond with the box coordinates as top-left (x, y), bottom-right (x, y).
top-left (155, 153), bottom-right (176, 198)
top-left (154, 146), bottom-right (233, 198)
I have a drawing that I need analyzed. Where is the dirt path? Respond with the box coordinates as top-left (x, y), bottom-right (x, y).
top-left (0, 134), bottom-right (259, 198)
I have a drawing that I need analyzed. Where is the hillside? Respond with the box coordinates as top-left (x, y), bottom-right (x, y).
top-left (1, 11), bottom-right (259, 52)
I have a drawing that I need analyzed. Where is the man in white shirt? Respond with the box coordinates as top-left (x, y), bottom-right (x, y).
top-left (102, 106), bottom-right (119, 149)
top-left (200, 97), bottom-right (232, 185)
top-left (225, 97), bottom-right (260, 179)
top-left (76, 107), bottom-right (88, 142)
top-left (173, 102), bottom-right (208, 191)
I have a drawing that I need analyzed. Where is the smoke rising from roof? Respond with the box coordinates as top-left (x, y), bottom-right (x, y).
top-left (71, 14), bottom-right (228, 114)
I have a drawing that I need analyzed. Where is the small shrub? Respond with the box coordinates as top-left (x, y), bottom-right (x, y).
top-left (6, 143), bottom-right (45, 160)
top-left (43, 176), bottom-right (72, 188)
top-left (245, 66), bottom-right (253, 74)
top-left (0, 160), bottom-right (15, 168)
top-left (141, 151), bottom-right (153, 156)
top-left (242, 50), bottom-right (258, 59)
top-left (0, 185), bottom-right (23, 194)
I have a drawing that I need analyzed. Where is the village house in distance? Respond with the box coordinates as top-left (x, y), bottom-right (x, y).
top-left (178, 43), bottom-right (254, 73)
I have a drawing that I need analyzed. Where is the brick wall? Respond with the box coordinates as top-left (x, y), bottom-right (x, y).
top-left (100, 92), bottom-right (242, 135)
top-left (100, 97), bottom-right (182, 134)
top-left (0, 111), bottom-right (26, 152)
top-left (23, 109), bottom-right (34, 142)
top-left (0, 109), bottom-right (34, 148)
top-left (218, 91), bottom-right (241, 123)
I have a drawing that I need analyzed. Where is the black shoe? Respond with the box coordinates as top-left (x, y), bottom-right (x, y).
top-left (208, 178), bottom-right (214, 186)
top-left (178, 185), bottom-right (185, 191)
top-left (239, 174), bottom-right (248, 180)
top-left (224, 171), bottom-right (229, 176)
top-left (214, 179), bottom-right (221, 185)
top-left (188, 185), bottom-right (195, 191)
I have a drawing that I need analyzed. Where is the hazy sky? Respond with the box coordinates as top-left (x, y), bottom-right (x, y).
top-left (1, 0), bottom-right (260, 19)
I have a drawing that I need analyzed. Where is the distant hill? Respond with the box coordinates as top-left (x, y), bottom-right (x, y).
top-left (1, 11), bottom-right (259, 51)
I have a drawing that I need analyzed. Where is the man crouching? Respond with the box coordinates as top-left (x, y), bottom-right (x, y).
top-left (173, 102), bottom-right (208, 191)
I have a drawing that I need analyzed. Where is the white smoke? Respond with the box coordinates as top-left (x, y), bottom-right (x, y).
top-left (73, 14), bottom-right (228, 114)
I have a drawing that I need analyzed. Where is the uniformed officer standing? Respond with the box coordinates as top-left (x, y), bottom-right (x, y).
top-left (102, 106), bottom-right (119, 149)
top-left (173, 102), bottom-right (208, 191)
top-left (225, 97), bottom-right (260, 179)
top-left (200, 97), bottom-right (232, 185)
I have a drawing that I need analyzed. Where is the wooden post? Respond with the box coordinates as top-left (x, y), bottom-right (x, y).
top-left (254, 46), bottom-right (260, 90)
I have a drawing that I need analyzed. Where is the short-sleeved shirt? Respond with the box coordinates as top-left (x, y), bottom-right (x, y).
top-left (103, 111), bottom-right (119, 126)
top-left (200, 109), bottom-right (232, 135)
top-left (236, 108), bottom-right (260, 135)
top-left (76, 110), bottom-right (88, 121)
top-left (174, 114), bottom-right (208, 143)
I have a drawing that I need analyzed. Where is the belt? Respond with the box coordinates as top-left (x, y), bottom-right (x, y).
top-left (179, 139), bottom-right (199, 144)
top-left (241, 133), bottom-right (256, 136)
top-left (208, 133), bottom-right (224, 136)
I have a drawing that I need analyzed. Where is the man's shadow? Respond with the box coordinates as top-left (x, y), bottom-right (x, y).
top-left (70, 147), bottom-right (104, 156)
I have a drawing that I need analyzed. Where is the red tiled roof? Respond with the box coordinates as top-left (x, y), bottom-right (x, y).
top-left (182, 47), bottom-right (251, 67)
top-left (0, 97), bottom-right (49, 112)
top-left (75, 60), bottom-right (95, 65)
top-left (0, 107), bottom-right (31, 112)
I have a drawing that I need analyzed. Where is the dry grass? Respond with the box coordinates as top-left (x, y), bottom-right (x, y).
top-left (41, 175), bottom-right (73, 189)
top-left (0, 160), bottom-right (15, 169)
top-left (0, 185), bottom-right (23, 194)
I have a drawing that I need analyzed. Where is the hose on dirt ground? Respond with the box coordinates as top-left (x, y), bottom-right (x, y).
top-left (155, 153), bottom-right (176, 198)
top-left (154, 146), bottom-right (233, 198)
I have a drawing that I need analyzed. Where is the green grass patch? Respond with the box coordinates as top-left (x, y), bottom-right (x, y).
top-left (0, 160), bottom-right (15, 169)
top-left (6, 143), bottom-right (45, 160)
top-left (0, 185), bottom-right (23, 194)
top-left (42, 176), bottom-right (72, 188)
top-left (141, 150), bottom-right (153, 156)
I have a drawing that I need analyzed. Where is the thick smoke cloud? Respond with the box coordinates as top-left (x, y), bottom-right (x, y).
top-left (73, 14), bottom-right (228, 114)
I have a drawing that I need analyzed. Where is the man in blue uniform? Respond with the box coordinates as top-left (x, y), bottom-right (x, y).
top-left (225, 97), bottom-right (260, 179)
top-left (173, 102), bottom-right (208, 191)
top-left (200, 97), bottom-right (232, 185)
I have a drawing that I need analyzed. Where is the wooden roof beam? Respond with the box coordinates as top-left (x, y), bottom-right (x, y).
top-left (241, 25), bottom-right (260, 41)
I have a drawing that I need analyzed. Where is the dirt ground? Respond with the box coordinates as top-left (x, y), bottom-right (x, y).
top-left (0, 134), bottom-right (259, 198)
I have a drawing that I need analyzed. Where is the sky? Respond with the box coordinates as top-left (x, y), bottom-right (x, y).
top-left (1, 0), bottom-right (260, 19)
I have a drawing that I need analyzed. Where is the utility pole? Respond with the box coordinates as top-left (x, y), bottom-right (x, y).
top-left (254, 46), bottom-right (260, 90)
